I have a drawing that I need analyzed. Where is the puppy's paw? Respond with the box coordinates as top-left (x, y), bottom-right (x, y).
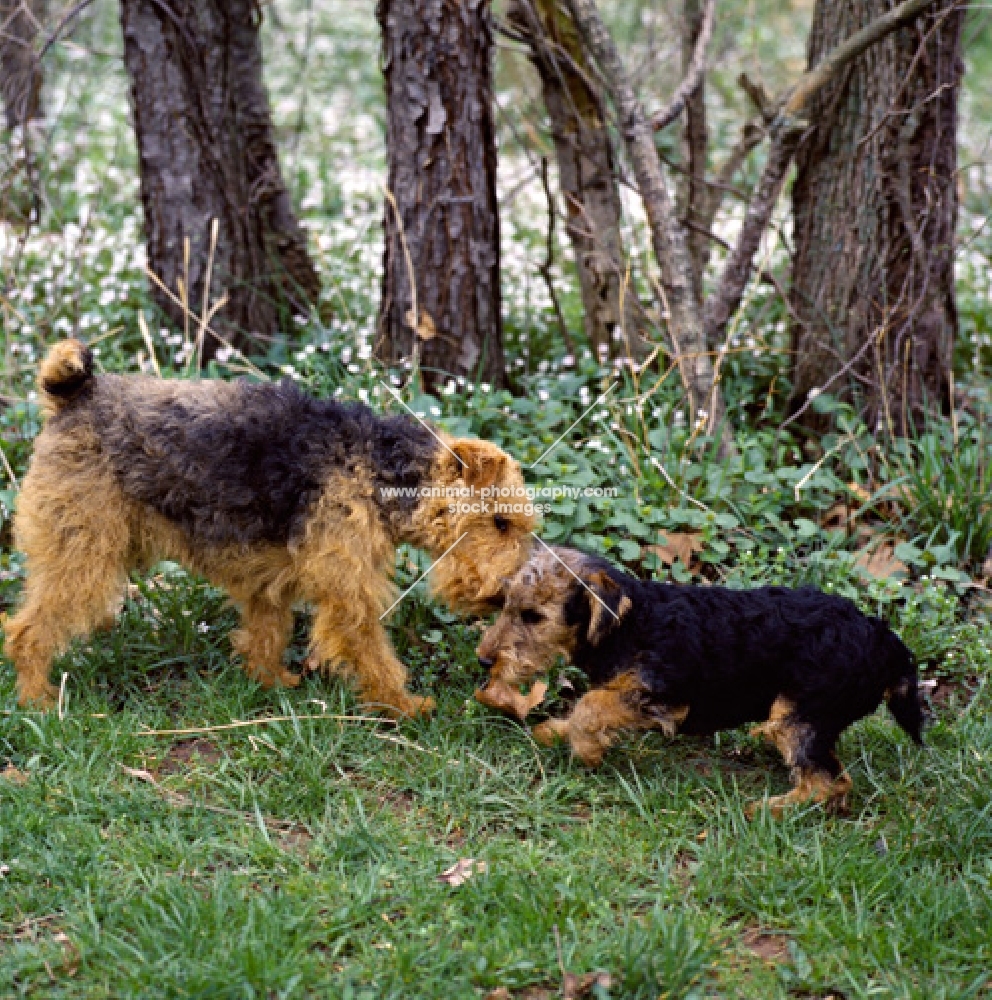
top-left (476, 678), bottom-right (547, 720)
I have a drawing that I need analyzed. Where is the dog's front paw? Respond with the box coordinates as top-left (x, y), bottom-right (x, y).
top-left (476, 678), bottom-right (547, 720)
top-left (376, 693), bottom-right (436, 720)
top-left (532, 718), bottom-right (568, 747)
top-left (16, 680), bottom-right (58, 711)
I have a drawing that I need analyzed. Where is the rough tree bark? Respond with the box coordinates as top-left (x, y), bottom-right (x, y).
top-left (676, 0), bottom-right (709, 303)
top-left (788, 0), bottom-right (963, 433)
top-left (0, 0), bottom-right (45, 128)
top-left (508, 0), bottom-right (644, 358)
top-left (376, 0), bottom-right (505, 389)
top-left (119, 0), bottom-right (320, 360)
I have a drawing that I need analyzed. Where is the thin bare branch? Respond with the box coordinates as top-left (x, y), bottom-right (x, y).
top-left (563, 0), bottom-right (727, 441)
top-left (650, 0), bottom-right (716, 133)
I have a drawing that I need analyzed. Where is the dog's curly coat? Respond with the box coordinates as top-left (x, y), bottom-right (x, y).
top-left (5, 339), bottom-right (536, 717)
top-left (477, 546), bottom-right (924, 815)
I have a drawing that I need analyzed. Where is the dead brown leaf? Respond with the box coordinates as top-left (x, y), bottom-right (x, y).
top-left (562, 970), bottom-right (612, 998)
top-left (157, 738), bottom-right (222, 776)
top-left (437, 858), bottom-right (487, 887)
top-left (484, 990), bottom-right (512, 1000)
top-left (405, 308), bottom-right (437, 341)
top-left (2, 763), bottom-right (29, 785)
top-left (51, 932), bottom-right (80, 977)
top-left (741, 928), bottom-right (790, 964)
top-left (277, 826), bottom-right (313, 855)
top-left (647, 531), bottom-right (704, 570)
top-left (855, 540), bottom-right (908, 579)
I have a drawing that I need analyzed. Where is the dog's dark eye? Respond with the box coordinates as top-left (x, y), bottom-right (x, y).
top-left (520, 608), bottom-right (544, 625)
top-left (494, 515), bottom-right (509, 533)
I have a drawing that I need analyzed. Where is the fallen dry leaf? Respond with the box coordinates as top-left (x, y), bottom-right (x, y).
top-left (741, 928), bottom-right (790, 964)
top-left (1, 764), bottom-right (29, 785)
top-left (51, 932), bottom-right (80, 977)
top-left (164, 738), bottom-right (222, 769)
top-left (437, 858), bottom-right (487, 887)
top-left (647, 530), bottom-right (704, 569)
top-left (562, 970), bottom-right (612, 998)
top-left (855, 540), bottom-right (908, 579)
top-left (483, 990), bottom-right (512, 1000)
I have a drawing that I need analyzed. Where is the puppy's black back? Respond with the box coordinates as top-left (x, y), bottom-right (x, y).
top-left (570, 564), bottom-right (920, 739)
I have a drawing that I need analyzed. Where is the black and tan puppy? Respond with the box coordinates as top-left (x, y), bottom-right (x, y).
top-left (4, 339), bottom-right (536, 717)
top-left (476, 546), bottom-right (924, 816)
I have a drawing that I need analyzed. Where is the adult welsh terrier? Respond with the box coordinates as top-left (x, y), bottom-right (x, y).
top-left (4, 339), bottom-right (536, 717)
top-left (476, 546), bottom-right (924, 816)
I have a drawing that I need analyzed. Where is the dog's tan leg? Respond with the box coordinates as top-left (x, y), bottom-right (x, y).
top-left (476, 677), bottom-right (548, 720)
top-left (309, 601), bottom-right (433, 719)
top-left (531, 673), bottom-right (657, 766)
top-left (747, 697), bottom-right (851, 818)
top-left (757, 766), bottom-right (852, 819)
top-left (6, 561), bottom-right (128, 709)
top-left (229, 594), bottom-right (298, 689)
top-left (5, 451), bottom-right (132, 708)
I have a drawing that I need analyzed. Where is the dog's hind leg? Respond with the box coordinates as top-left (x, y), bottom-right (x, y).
top-left (229, 593), bottom-right (298, 689)
top-left (748, 698), bottom-right (851, 818)
top-left (6, 515), bottom-right (130, 708)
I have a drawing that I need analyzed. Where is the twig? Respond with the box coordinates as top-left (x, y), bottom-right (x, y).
top-left (119, 765), bottom-right (303, 832)
top-left (779, 324), bottom-right (889, 431)
top-left (0, 439), bottom-right (19, 488)
top-left (137, 311), bottom-right (162, 379)
top-left (536, 156), bottom-right (575, 354)
top-left (38, 0), bottom-right (97, 61)
top-left (57, 672), bottom-right (68, 721)
top-left (134, 713), bottom-right (394, 737)
top-left (650, 0), bottom-right (716, 132)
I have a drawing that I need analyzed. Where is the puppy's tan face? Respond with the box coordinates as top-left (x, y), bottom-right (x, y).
top-left (475, 548), bottom-right (581, 686)
top-left (427, 438), bottom-right (538, 614)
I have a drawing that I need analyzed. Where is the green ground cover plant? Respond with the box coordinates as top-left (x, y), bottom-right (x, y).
top-left (2, 2), bottom-right (991, 997)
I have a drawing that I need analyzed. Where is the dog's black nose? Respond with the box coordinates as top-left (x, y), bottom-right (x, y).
top-left (478, 656), bottom-right (495, 669)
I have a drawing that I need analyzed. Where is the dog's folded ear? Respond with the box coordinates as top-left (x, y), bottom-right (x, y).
top-left (451, 439), bottom-right (509, 490)
top-left (583, 570), bottom-right (631, 645)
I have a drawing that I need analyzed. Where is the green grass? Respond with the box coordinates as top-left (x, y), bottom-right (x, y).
top-left (1, 565), bottom-right (990, 998)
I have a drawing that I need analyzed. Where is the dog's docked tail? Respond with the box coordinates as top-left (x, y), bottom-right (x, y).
top-left (38, 339), bottom-right (93, 415)
top-left (883, 629), bottom-right (925, 745)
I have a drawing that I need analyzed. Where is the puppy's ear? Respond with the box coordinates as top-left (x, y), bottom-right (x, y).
top-left (583, 570), bottom-right (631, 645)
top-left (451, 439), bottom-right (508, 490)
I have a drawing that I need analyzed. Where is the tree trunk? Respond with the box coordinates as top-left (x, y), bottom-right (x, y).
top-left (0, 0), bottom-right (45, 128)
top-left (119, 0), bottom-right (320, 361)
top-left (677, 0), bottom-right (708, 303)
top-left (788, 0), bottom-right (963, 434)
top-left (508, 0), bottom-right (644, 358)
top-left (376, 0), bottom-right (505, 389)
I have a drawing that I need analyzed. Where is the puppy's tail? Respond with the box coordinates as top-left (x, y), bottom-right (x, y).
top-left (883, 630), bottom-right (925, 746)
top-left (38, 338), bottom-right (93, 414)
